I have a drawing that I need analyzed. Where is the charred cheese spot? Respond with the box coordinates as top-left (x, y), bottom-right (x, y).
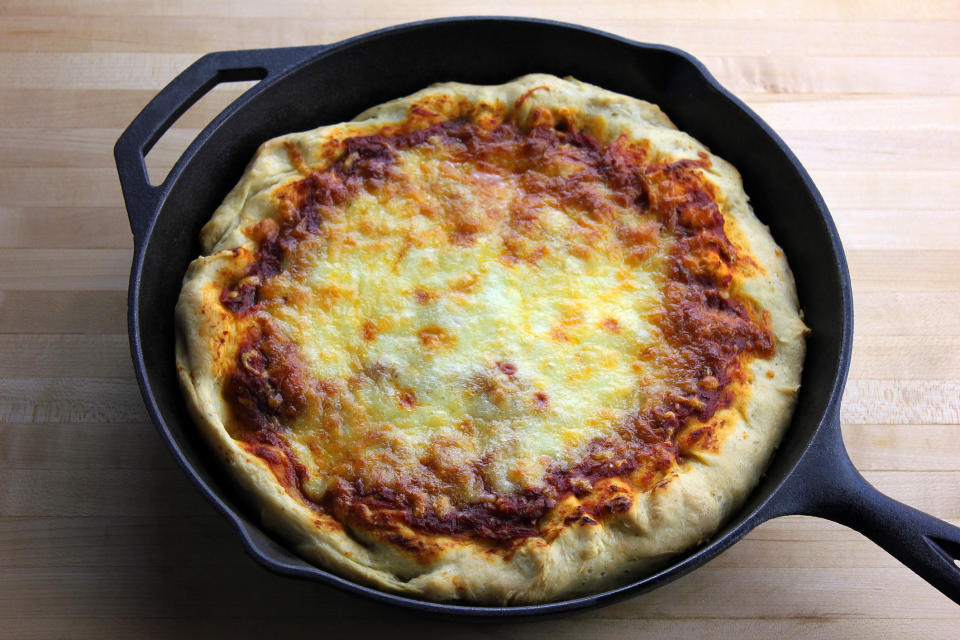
top-left (361, 319), bottom-right (377, 341)
top-left (413, 287), bottom-right (435, 304)
top-left (417, 325), bottom-right (456, 351)
top-left (396, 389), bottom-right (417, 409)
top-left (219, 118), bottom-right (774, 542)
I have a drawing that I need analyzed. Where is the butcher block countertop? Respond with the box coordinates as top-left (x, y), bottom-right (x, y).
top-left (2, 1), bottom-right (958, 637)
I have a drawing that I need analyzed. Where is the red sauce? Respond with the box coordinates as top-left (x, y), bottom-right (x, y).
top-left (218, 111), bottom-right (776, 544)
top-left (224, 321), bottom-right (318, 432)
top-left (497, 361), bottom-right (517, 376)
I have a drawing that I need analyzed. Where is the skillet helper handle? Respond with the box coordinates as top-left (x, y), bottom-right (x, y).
top-left (114, 45), bottom-right (324, 246)
top-left (773, 416), bottom-right (960, 604)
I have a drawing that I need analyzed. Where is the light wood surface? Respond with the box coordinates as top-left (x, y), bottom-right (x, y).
top-left (2, 1), bottom-right (959, 637)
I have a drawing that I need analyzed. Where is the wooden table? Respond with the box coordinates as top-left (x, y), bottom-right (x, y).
top-left (2, 1), bottom-right (958, 636)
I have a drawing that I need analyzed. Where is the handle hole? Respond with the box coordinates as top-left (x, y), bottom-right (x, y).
top-left (145, 75), bottom-right (263, 186)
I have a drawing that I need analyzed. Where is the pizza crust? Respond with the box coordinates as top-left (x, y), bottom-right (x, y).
top-left (175, 74), bottom-right (806, 603)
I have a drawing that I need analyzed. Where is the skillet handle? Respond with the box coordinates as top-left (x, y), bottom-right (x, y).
top-left (766, 415), bottom-right (960, 603)
top-left (113, 45), bottom-right (325, 246)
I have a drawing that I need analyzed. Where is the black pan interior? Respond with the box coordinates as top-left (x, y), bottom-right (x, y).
top-left (133, 18), bottom-right (849, 611)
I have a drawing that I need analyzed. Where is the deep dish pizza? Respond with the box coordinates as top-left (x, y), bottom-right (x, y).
top-left (175, 74), bottom-right (807, 604)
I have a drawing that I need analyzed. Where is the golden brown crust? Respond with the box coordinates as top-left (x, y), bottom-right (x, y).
top-left (175, 74), bottom-right (807, 603)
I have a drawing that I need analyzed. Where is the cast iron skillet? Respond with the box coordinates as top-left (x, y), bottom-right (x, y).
top-left (115, 17), bottom-right (960, 615)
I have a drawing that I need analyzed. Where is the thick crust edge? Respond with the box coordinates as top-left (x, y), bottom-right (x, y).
top-left (175, 74), bottom-right (807, 604)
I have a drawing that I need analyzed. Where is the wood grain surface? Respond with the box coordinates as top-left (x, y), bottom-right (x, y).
top-left (2, 1), bottom-right (958, 637)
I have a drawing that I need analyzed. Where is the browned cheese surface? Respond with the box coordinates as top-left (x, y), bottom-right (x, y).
top-left (213, 112), bottom-right (773, 548)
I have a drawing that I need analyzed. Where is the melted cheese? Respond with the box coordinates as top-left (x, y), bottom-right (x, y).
top-left (258, 140), bottom-right (673, 497)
